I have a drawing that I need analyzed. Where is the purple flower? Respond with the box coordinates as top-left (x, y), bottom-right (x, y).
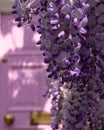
top-left (50, 19), bottom-right (59, 25)
top-left (70, 67), bottom-right (80, 76)
top-left (78, 15), bottom-right (88, 28)
top-left (61, 4), bottom-right (72, 14)
top-left (73, 42), bottom-right (81, 53)
top-left (71, 8), bottom-right (84, 20)
top-left (79, 27), bottom-right (87, 34)
top-left (73, 18), bottom-right (79, 25)
top-left (58, 30), bottom-right (65, 37)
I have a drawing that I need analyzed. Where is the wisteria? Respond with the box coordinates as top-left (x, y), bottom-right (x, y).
top-left (12, 0), bottom-right (104, 130)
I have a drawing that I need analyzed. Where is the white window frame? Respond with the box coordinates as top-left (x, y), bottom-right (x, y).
top-left (0, 0), bottom-right (14, 13)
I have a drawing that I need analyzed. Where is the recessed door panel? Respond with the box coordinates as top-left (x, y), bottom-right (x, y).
top-left (0, 52), bottom-right (52, 130)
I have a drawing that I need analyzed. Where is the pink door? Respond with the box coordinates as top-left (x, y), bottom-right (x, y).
top-left (0, 50), bottom-right (52, 130)
top-left (0, 14), bottom-right (52, 130)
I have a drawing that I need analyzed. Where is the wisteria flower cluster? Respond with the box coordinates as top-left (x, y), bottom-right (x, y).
top-left (12, 0), bottom-right (104, 130)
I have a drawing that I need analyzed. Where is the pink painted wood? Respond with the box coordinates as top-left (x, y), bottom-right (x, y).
top-left (0, 14), bottom-right (54, 130)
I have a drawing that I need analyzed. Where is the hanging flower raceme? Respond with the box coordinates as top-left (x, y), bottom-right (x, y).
top-left (12, 0), bottom-right (104, 130)
top-left (36, 1), bottom-right (89, 129)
